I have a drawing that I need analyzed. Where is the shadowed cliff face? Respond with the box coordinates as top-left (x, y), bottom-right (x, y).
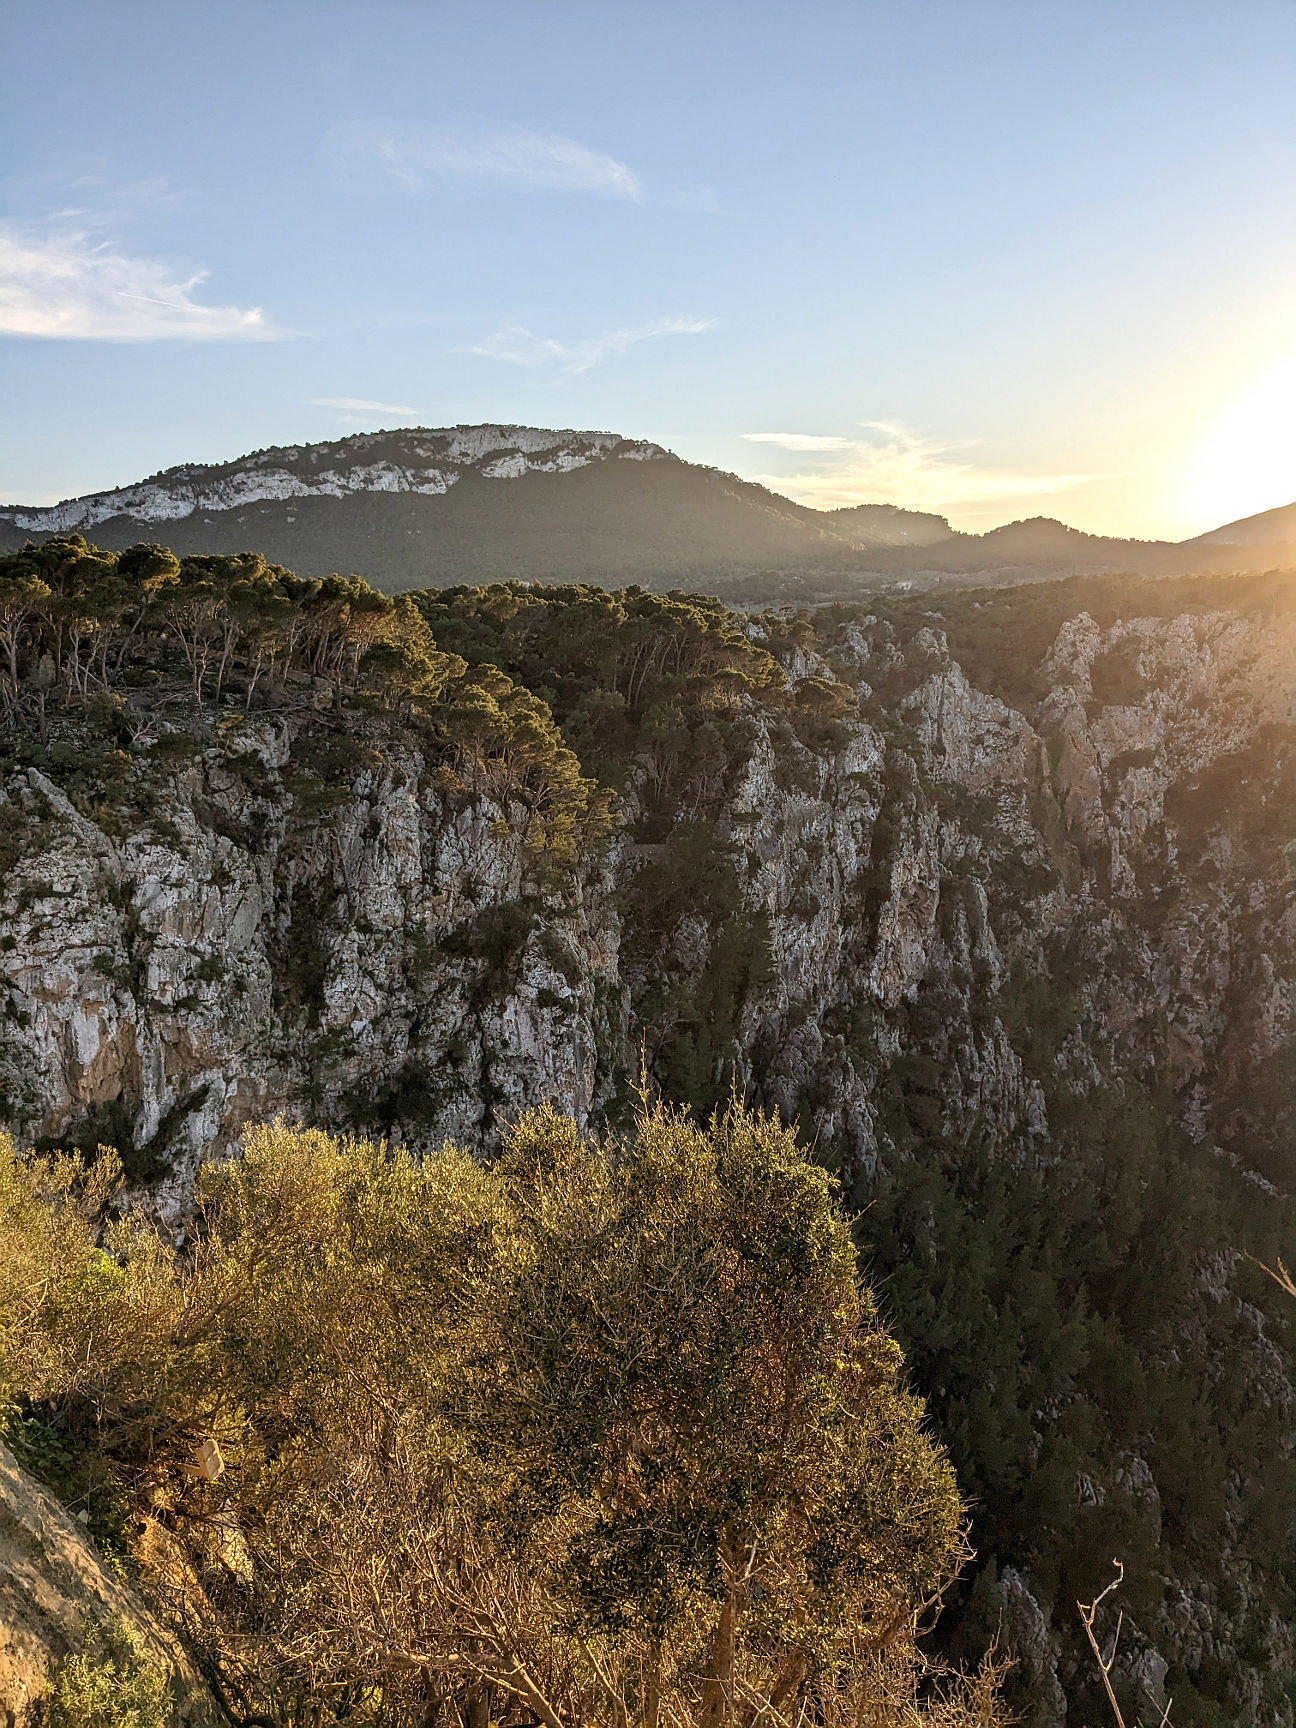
top-left (1, 589), bottom-right (1293, 1727)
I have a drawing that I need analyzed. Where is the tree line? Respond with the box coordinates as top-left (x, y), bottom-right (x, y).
top-left (0, 538), bottom-right (853, 859)
top-left (0, 538), bottom-right (623, 862)
top-left (0, 535), bottom-right (461, 717)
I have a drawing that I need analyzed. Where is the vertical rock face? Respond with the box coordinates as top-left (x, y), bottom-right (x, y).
top-left (2, 602), bottom-right (1287, 1196)
top-left (0, 740), bottom-right (625, 1209)
top-left (726, 605), bottom-right (1295, 1174)
top-left (1, 592), bottom-right (1293, 1724)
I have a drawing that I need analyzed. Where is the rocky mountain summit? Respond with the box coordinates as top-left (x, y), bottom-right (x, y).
top-left (0, 426), bottom-right (669, 535)
top-left (1, 561), bottom-right (1292, 1725)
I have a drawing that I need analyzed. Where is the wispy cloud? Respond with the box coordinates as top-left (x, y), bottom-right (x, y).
top-left (0, 226), bottom-right (276, 341)
top-left (469, 315), bottom-right (714, 374)
top-left (744, 422), bottom-right (1105, 512)
top-left (310, 396), bottom-right (420, 419)
top-left (337, 120), bottom-right (643, 200)
top-left (743, 432), bottom-right (853, 452)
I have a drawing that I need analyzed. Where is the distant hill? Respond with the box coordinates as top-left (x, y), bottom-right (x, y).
top-left (1190, 498), bottom-right (1296, 545)
top-left (825, 502), bottom-right (954, 546)
top-left (4, 425), bottom-right (1295, 595)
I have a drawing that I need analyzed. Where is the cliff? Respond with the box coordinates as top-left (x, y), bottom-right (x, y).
top-left (1, 571), bottom-right (1293, 1724)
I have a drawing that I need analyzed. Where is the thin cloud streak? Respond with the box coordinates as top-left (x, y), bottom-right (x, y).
top-left (469, 315), bottom-right (714, 373)
top-left (744, 432), bottom-right (853, 451)
top-left (0, 226), bottom-right (276, 341)
top-left (310, 396), bottom-right (420, 418)
top-left (338, 120), bottom-right (643, 200)
top-left (749, 422), bottom-right (1106, 511)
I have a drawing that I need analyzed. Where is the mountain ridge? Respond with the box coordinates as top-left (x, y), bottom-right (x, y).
top-left (1190, 497), bottom-right (1296, 544)
top-left (4, 425), bottom-right (1295, 595)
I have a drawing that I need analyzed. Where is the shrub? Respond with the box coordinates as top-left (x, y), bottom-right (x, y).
top-left (0, 1107), bottom-right (991, 1728)
top-left (48, 1621), bottom-right (170, 1728)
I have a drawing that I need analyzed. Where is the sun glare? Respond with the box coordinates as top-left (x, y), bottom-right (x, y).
top-left (1183, 350), bottom-right (1296, 531)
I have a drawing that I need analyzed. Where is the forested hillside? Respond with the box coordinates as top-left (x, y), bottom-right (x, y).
top-left (0, 535), bottom-right (1293, 1726)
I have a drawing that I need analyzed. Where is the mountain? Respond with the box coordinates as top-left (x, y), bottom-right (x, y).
top-left (4, 426), bottom-right (1296, 596)
top-left (1190, 497), bottom-right (1296, 544)
top-left (0, 425), bottom-right (862, 587)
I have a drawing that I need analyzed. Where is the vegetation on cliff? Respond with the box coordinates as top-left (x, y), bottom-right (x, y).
top-left (0, 1104), bottom-right (998, 1728)
top-left (1, 536), bottom-right (1293, 1727)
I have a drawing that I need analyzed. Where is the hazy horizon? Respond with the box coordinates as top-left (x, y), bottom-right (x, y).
top-left (5, 1), bottom-right (1296, 540)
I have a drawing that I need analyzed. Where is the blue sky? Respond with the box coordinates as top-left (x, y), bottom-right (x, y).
top-left (5, 0), bottom-right (1296, 536)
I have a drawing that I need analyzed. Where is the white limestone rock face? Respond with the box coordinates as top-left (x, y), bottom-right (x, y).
top-left (1, 426), bottom-right (668, 533)
top-left (0, 724), bottom-right (625, 1213)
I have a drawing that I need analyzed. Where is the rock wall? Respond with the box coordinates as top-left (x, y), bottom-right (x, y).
top-left (0, 734), bottom-right (624, 1213)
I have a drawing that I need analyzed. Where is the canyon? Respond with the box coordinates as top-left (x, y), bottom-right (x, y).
top-left (1, 564), bottom-right (1292, 1724)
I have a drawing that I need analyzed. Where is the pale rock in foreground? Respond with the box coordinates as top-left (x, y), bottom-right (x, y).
top-left (0, 1440), bottom-right (216, 1726)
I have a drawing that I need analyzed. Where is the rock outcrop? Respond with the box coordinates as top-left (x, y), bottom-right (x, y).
top-left (0, 1440), bottom-right (216, 1725)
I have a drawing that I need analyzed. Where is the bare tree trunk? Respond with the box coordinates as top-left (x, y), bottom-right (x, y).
top-left (700, 1586), bottom-right (743, 1728)
top-left (643, 1643), bottom-right (662, 1728)
top-left (215, 621), bottom-right (237, 703)
top-left (464, 1681), bottom-right (491, 1728)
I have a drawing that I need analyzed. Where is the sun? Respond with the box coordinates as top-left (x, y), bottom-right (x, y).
top-left (1183, 350), bottom-right (1296, 530)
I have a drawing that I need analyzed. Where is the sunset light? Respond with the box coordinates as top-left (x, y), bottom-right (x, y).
top-left (1183, 349), bottom-right (1296, 531)
top-left (2, 8), bottom-right (1295, 1725)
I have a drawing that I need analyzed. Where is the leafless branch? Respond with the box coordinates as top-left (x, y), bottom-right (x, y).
top-left (1079, 1559), bottom-right (1137, 1728)
top-left (1250, 1253), bottom-right (1296, 1300)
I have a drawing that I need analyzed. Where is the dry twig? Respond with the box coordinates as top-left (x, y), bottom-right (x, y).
top-left (1251, 1253), bottom-right (1296, 1300)
top-left (1078, 1560), bottom-right (1128, 1728)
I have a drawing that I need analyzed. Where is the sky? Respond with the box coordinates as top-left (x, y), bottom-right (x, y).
top-left (4, 0), bottom-right (1296, 538)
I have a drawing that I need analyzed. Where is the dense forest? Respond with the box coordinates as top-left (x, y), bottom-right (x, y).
top-left (1, 535), bottom-right (1293, 1727)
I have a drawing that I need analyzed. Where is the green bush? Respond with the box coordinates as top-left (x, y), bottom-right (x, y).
top-left (49, 1621), bottom-right (170, 1728)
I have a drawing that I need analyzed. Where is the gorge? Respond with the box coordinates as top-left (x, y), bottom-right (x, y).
top-left (0, 542), bottom-right (1292, 1725)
